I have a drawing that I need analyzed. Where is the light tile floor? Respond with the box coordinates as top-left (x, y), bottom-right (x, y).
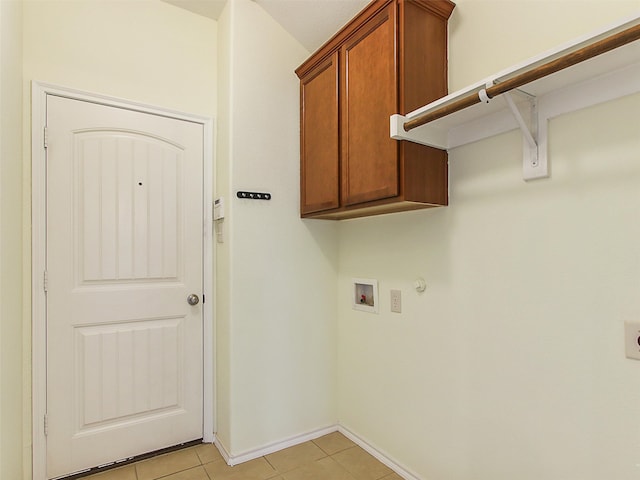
top-left (81, 432), bottom-right (403, 480)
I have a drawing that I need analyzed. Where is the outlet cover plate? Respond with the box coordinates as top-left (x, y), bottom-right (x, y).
top-left (390, 289), bottom-right (401, 314)
top-left (624, 321), bottom-right (640, 360)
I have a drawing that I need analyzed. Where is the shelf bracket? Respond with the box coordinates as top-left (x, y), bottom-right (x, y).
top-left (502, 89), bottom-right (547, 181)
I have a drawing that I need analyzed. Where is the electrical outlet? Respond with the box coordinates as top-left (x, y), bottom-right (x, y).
top-left (625, 321), bottom-right (640, 360)
top-left (390, 289), bottom-right (401, 313)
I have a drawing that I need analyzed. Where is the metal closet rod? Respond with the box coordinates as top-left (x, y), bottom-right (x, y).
top-left (403, 22), bottom-right (640, 132)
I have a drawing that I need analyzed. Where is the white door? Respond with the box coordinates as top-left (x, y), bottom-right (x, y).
top-left (46, 95), bottom-right (204, 479)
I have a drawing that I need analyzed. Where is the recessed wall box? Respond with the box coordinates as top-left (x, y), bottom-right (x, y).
top-left (352, 278), bottom-right (378, 314)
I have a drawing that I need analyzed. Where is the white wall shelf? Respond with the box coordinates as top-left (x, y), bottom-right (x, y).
top-left (391, 13), bottom-right (640, 181)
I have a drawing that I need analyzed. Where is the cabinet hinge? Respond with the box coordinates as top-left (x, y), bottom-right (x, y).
top-left (44, 414), bottom-right (49, 436)
top-left (43, 126), bottom-right (48, 149)
top-left (43, 270), bottom-right (48, 293)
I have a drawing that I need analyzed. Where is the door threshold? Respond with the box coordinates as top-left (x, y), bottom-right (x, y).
top-left (56, 439), bottom-right (204, 480)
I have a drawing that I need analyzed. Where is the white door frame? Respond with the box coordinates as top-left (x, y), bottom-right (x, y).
top-left (31, 81), bottom-right (216, 480)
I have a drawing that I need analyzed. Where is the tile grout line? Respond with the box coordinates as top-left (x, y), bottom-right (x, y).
top-left (198, 449), bottom-right (214, 480)
top-left (85, 433), bottom-right (394, 480)
top-left (263, 454), bottom-right (277, 473)
top-left (144, 448), bottom-right (207, 480)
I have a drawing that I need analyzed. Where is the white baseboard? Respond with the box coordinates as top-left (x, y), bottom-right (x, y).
top-left (215, 425), bottom-right (338, 466)
top-left (337, 425), bottom-right (422, 480)
top-left (212, 424), bottom-right (423, 480)
top-left (211, 434), bottom-right (232, 465)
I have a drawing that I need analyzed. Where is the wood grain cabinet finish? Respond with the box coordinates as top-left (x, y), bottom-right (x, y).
top-left (296, 0), bottom-right (455, 219)
top-left (300, 52), bottom-right (340, 213)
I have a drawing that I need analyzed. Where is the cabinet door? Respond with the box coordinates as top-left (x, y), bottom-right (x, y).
top-left (341, 2), bottom-right (398, 206)
top-left (300, 52), bottom-right (340, 214)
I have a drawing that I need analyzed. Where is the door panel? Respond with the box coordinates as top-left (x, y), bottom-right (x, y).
top-left (76, 318), bottom-right (182, 428)
top-left (77, 132), bottom-right (182, 283)
top-left (300, 51), bottom-right (340, 214)
top-left (46, 95), bottom-right (203, 479)
top-left (341, 3), bottom-right (398, 206)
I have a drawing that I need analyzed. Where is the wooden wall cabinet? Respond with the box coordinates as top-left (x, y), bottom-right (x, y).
top-left (296, 0), bottom-right (455, 220)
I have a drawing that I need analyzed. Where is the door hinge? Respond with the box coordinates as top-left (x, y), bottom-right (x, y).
top-left (43, 270), bottom-right (48, 293)
top-left (44, 414), bottom-right (49, 436)
top-left (43, 126), bottom-right (48, 149)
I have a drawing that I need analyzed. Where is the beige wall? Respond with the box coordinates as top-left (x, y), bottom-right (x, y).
top-left (215, 0), bottom-right (339, 456)
top-left (337, 1), bottom-right (640, 479)
top-left (448, 0), bottom-right (640, 92)
top-left (22, 0), bottom-right (217, 115)
top-left (215, 0), bottom-right (233, 450)
top-left (0, 1), bottom-right (24, 478)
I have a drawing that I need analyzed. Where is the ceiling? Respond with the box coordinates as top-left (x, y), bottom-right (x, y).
top-left (163, 0), bottom-right (369, 52)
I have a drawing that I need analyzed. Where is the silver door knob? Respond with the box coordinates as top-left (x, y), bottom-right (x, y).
top-left (187, 294), bottom-right (200, 306)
